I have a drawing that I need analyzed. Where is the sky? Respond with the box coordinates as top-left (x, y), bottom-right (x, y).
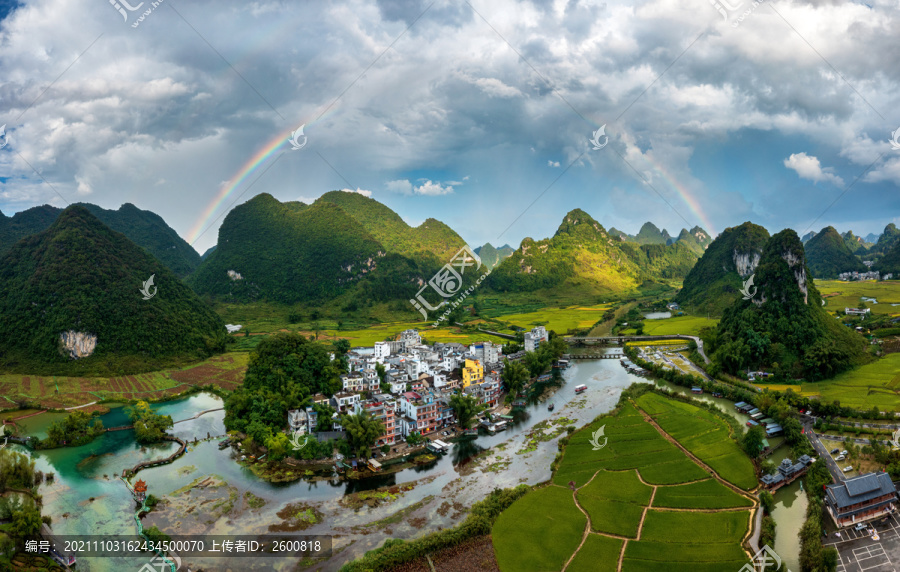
top-left (1, 0), bottom-right (899, 254)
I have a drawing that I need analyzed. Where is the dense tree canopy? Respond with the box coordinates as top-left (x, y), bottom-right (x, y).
top-left (224, 333), bottom-right (342, 442)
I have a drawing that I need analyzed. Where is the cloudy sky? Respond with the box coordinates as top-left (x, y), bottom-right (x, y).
top-left (1, 0), bottom-right (899, 254)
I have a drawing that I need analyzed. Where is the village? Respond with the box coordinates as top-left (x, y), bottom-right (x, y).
top-left (277, 326), bottom-right (556, 470)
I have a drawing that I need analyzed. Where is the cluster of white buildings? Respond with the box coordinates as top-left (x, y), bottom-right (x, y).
top-left (838, 270), bottom-right (893, 281)
top-left (285, 326), bottom-right (549, 450)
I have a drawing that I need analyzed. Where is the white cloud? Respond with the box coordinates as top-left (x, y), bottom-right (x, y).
top-left (385, 179), bottom-right (414, 194)
top-left (385, 178), bottom-right (454, 195)
top-left (784, 153), bottom-right (845, 187)
top-left (414, 180), bottom-right (454, 195)
top-left (341, 187), bottom-right (372, 197)
top-left (548, 160), bottom-right (560, 167)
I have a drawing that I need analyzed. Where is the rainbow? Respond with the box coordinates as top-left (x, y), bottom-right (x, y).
top-left (186, 124), bottom-right (299, 244)
top-left (640, 155), bottom-right (717, 236)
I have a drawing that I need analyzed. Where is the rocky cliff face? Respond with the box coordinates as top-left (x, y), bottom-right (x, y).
top-left (732, 251), bottom-right (761, 278)
top-left (782, 250), bottom-right (808, 304)
top-left (59, 330), bottom-right (97, 358)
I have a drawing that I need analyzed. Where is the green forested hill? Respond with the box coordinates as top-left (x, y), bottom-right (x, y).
top-left (711, 229), bottom-right (866, 380)
top-left (187, 193), bottom-right (450, 306)
top-left (485, 210), bottom-right (700, 296)
top-left (633, 222), bottom-right (671, 245)
top-left (875, 240), bottom-right (900, 274)
top-left (0, 206), bottom-right (226, 375)
top-left (475, 242), bottom-right (515, 269)
top-left (805, 226), bottom-right (866, 278)
top-left (0, 202), bottom-right (201, 277)
top-left (674, 222), bottom-right (770, 315)
top-left (316, 190), bottom-right (465, 261)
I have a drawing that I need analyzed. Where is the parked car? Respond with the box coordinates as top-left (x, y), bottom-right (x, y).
top-left (855, 522), bottom-right (868, 531)
top-left (844, 466), bottom-right (853, 473)
top-left (836, 454), bottom-right (846, 461)
top-left (841, 450), bottom-right (848, 456)
top-left (831, 448), bottom-right (840, 455)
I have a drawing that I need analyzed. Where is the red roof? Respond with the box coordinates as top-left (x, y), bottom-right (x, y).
top-left (134, 479), bottom-right (147, 492)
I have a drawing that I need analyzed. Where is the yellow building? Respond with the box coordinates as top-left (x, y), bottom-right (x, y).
top-left (462, 358), bottom-right (484, 388)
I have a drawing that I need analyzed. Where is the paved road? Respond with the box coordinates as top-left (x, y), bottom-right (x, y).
top-left (806, 427), bottom-right (848, 483)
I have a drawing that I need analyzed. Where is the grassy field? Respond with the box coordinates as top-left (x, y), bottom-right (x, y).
top-left (0, 352), bottom-right (248, 410)
top-left (492, 396), bottom-right (754, 571)
top-left (621, 314), bottom-right (719, 337)
top-left (486, 304), bottom-right (611, 335)
top-left (491, 486), bottom-right (586, 572)
top-left (635, 393), bottom-right (757, 490)
top-left (652, 479), bottom-right (754, 509)
top-left (816, 279), bottom-right (900, 316)
top-left (567, 535), bottom-right (622, 572)
top-left (762, 353), bottom-right (900, 410)
top-left (576, 470), bottom-right (652, 537)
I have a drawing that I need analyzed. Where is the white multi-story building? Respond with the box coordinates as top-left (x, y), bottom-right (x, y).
top-left (469, 341), bottom-right (501, 365)
top-left (399, 391), bottom-right (438, 435)
top-left (340, 372), bottom-right (364, 393)
top-left (374, 340), bottom-right (406, 362)
top-left (400, 329), bottom-right (421, 346)
top-left (331, 392), bottom-right (361, 414)
top-left (524, 326), bottom-right (549, 352)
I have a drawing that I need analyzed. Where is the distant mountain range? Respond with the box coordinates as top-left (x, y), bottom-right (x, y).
top-left (485, 210), bottom-right (707, 298)
top-left (474, 243), bottom-right (515, 269)
top-left (608, 222), bottom-right (712, 255)
top-left (0, 206), bottom-right (225, 374)
top-left (805, 227), bottom-right (866, 278)
top-left (0, 202), bottom-right (201, 277)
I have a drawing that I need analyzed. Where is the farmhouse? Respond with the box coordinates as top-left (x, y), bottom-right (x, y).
top-left (824, 471), bottom-right (898, 528)
top-left (845, 307), bottom-right (871, 316)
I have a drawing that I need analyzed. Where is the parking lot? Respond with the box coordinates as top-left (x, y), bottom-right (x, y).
top-left (826, 513), bottom-right (900, 572)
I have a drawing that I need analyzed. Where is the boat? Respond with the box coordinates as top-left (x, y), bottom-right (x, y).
top-left (548, 403), bottom-right (555, 411)
top-left (462, 428), bottom-right (478, 437)
top-left (574, 384), bottom-right (587, 394)
top-left (512, 399), bottom-right (527, 408)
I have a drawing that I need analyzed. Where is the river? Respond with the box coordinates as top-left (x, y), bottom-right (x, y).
top-left (9, 355), bottom-right (799, 571)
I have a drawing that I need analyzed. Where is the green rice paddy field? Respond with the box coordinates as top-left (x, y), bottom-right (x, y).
top-left (816, 279), bottom-right (900, 315)
top-left (491, 396), bottom-right (755, 572)
top-left (621, 314), bottom-right (719, 337)
top-left (763, 352), bottom-right (900, 410)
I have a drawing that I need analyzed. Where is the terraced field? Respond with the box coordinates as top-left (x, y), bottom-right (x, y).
top-left (0, 353), bottom-right (248, 409)
top-left (635, 392), bottom-right (757, 490)
top-left (491, 395), bottom-right (756, 572)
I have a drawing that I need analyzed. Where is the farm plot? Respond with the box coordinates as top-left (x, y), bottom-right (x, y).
top-left (653, 479), bottom-right (753, 509)
top-left (492, 486), bottom-right (585, 572)
top-left (493, 394), bottom-right (754, 571)
top-left (635, 392), bottom-right (757, 490)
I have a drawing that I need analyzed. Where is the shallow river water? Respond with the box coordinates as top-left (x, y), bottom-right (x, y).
top-left (11, 356), bottom-right (803, 571)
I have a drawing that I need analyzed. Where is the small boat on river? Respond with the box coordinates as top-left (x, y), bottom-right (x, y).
top-left (548, 403), bottom-right (555, 411)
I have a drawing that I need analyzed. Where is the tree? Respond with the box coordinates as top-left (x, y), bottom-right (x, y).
top-left (340, 412), bottom-right (385, 459)
top-left (11, 498), bottom-right (42, 539)
top-left (406, 432), bottom-right (424, 446)
top-left (264, 432), bottom-right (292, 462)
top-left (375, 362), bottom-right (387, 391)
top-left (334, 338), bottom-right (351, 372)
top-left (450, 393), bottom-right (483, 430)
top-left (759, 490), bottom-right (775, 514)
top-left (126, 400), bottom-right (173, 444)
top-left (502, 359), bottom-right (529, 395)
top-left (741, 425), bottom-right (766, 457)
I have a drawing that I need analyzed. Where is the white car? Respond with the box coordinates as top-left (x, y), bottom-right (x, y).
top-left (843, 466), bottom-right (853, 473)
